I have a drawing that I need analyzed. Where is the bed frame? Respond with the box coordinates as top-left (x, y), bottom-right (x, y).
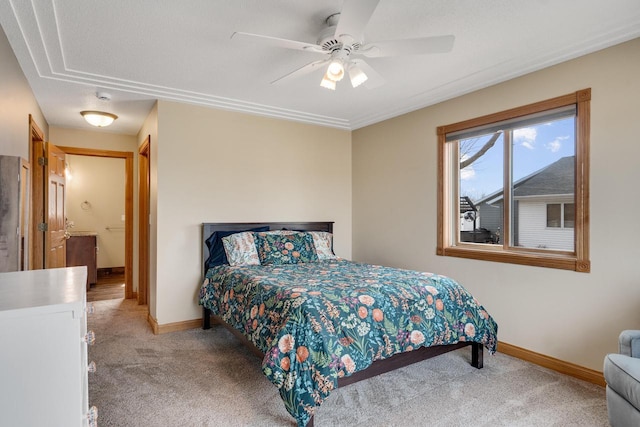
top-left (201, 221), bottom-right (482, 426)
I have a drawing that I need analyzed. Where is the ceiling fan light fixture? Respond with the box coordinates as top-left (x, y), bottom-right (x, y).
top-left (320, 74), bottom-right (337, 90)
top-left (349, 65), bottom-right (368, 88)
top-left (80, 110), bottom-right (118, 127)
top-left (326, 59), bottom-right (345, 82)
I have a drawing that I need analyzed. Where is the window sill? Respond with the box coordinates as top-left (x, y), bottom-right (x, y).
top-left (437, 246), bottom-right (590, 272)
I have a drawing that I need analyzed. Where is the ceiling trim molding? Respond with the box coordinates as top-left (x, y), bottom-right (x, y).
top-left (2, 0), bottom-right (640, 132)
top-left (350, 26), bottom-right (640, 130)
top-left (2, 0), bottom-right (352, 129)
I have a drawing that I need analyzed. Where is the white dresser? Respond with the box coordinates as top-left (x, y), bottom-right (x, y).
top-left (0, 266), bottom-right (97, 427)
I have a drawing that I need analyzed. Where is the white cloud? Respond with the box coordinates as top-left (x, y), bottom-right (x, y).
top-left (460, 167), bottom-right (475, 180)
top-left (459, 153), bottom-right (475, 180)
top-left (514, 127), bottom-right (537, 149)
top-left (546, 135), bottom-right (569, 153)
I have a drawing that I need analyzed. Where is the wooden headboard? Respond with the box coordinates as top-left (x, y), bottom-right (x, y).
top-left (202, 221), bottom-right (334, 275)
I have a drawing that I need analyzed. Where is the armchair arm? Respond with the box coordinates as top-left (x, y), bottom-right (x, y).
top-left (619, 330), bottom-right (640, 358)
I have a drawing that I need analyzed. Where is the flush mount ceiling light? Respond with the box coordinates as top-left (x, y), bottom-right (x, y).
top-left (80, 111), bottom-right (118, 127)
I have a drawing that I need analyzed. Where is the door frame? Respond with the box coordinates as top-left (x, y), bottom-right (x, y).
top-left (29, 115), bottom-right (45, 269)
top-left (58, 146), bottom-right (134, 299)
top-left (138, 136), bottom-right (150, 306)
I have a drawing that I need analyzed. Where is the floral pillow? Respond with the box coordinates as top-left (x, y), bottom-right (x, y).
top-left (222, 232), bottom-right (260, 266)
top-left (254, 231), bottom-right (318, 265)
top-left (308, 231), bottom-right (338, 260)
top-left (204, 226), bottom-right (269, 268)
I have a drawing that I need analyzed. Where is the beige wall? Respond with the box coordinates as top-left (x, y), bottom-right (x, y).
top-left (50, 127), bottom-right (139, 153)
top-left (152, 100), bottom-right (352, 324)
top-left (352, 38), bottom-right (640, 372)
top-left (137, 102), bottom-right (158, 318)
top-left (0, 25), bottom-right (48, 158)
top-left (66, 155), bottom-right (126, 268)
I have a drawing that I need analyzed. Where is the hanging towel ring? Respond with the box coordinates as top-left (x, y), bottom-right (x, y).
top-left (80, 200), bottom-right (92, 211)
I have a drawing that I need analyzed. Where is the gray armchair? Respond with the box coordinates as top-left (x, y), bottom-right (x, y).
top-left (604, 330), bottom-right (640, 426)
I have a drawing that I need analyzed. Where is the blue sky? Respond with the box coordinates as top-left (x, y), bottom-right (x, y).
top-left (460, 117), bottom-right (575, 201)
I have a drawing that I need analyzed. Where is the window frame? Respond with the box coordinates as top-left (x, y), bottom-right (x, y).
top-left (437, 89), bottom-right (590, 272)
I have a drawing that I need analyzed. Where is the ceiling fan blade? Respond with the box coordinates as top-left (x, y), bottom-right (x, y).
top-left (231, 32), bottom-right (324, 53)
top-left (351, 59), bottom-right (385, 89)
top-left (360, 35), bottom-right (455, 57)
top-left (334, 0), bottom-right (381, 40)
top-left (271, 59), bottom-right (331, 85)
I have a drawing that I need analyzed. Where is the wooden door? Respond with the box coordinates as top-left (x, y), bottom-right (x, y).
top-left (45, 142), bottom-right (67, 268)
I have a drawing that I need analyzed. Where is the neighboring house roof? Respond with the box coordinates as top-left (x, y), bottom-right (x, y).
top-left (475, 156), bottom-right (575, 205)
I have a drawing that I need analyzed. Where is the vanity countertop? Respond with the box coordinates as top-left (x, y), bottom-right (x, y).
top-left (68, 231), bottom-right (98, 237)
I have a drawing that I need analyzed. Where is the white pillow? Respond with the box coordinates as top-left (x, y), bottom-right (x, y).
top-left (308, 231), bottom-right (338, 260)
top-left (222, 232), bottom-right (260, 266)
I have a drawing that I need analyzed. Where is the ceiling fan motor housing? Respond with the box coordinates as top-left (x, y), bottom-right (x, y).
top-left (317, 15), bottom-right (361, 54)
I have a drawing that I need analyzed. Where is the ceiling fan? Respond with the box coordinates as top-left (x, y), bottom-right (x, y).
top-left (231, 0), bottom-right (455, 90)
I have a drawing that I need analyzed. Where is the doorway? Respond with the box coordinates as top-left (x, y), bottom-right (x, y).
top-left (66, 154), bottom-right (124, 299)
top-left (57, 146), bottom-right (134, 298)
top-left (28, 116), bottom-right (136, 298)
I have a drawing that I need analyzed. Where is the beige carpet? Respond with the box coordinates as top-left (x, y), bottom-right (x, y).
top-left (88, 299), bottom-right (608, 426)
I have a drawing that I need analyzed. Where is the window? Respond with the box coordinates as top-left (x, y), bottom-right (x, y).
top-left (563, 203), bottom-right (575, 228)
top-left (547, 203), bottom-right (574, 229)
top-left (437, 89), bottom-right (590, 272)
top-left (546, 204), bottom-right (562, 228)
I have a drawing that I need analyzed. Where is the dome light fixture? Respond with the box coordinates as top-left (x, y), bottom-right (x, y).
top-left (80, 110), bottom-right (118, 127)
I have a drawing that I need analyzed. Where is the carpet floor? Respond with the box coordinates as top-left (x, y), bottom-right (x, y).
top-left (88, 298), bottom-right (608, 426)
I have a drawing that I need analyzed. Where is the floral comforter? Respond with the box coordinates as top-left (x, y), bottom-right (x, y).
top-left (199, 260), bottom-right (498, 427)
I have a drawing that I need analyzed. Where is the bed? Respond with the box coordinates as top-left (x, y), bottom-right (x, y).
top-left (199, 222), bottom-right (498, 427)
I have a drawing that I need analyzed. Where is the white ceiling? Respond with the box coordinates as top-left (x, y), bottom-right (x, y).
top-left (1, 0), bottom-right (639, 135)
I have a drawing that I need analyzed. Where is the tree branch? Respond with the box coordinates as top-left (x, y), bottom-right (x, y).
top-left (460, 132), bottom-right (501, 169)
